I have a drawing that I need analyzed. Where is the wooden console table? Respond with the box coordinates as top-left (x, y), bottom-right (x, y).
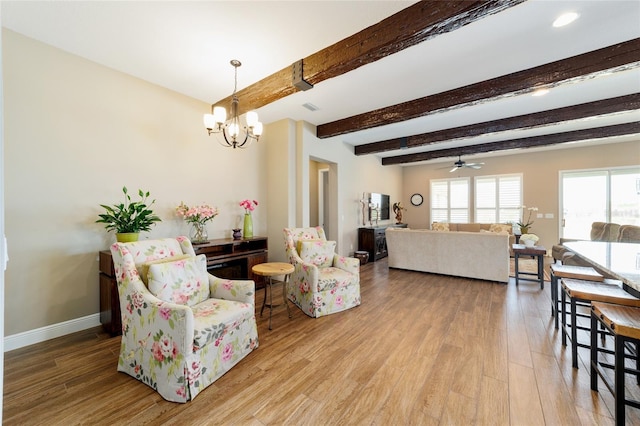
top-left (99, 236), bottom-right (268, 336)
top-left (358, 224), bottom-right (408, 261)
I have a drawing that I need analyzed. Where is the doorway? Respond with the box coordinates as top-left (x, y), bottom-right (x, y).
top-left (319, 168), bottom-right (329, 236)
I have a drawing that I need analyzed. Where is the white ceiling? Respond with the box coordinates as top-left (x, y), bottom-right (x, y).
top-left (2, 0), bottom-right (640, 166)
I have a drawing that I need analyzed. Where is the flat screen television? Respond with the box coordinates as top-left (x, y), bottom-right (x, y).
top-left (369, 193), bottom-right (390, 221)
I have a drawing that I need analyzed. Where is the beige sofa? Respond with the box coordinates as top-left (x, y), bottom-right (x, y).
top-left (437, 222), bottom-right (516, 246)
top-left (386, 228), bottom-right (510, 283)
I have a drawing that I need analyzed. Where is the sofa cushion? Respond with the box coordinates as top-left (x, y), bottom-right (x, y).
top-left (298, 240), bottom-right (336, 267)
top-left (147, 255), bottom-right (209, 306)
top-left (455, 223), bottom-right (491, 232)
top-left (191, 298), bottom-right (255, 349)
top-left (432, 222), bottom-right (450, 231)
top-left (489, 223), bottom-right (512, 234)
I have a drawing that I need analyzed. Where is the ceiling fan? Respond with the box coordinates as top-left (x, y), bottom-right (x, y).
top-left (448, 156), bottom-right (484, 172)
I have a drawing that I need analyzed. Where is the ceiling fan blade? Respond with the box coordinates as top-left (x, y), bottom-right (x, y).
top-left (450, 166), bottom-right (459, 172)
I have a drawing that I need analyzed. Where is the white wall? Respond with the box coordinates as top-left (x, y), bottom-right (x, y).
top-left (3, 29), bottom-right (267, 336)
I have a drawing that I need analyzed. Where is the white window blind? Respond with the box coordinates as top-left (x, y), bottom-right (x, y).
top-left (474, 174), bottom-right (522, 223)
top-left (431, 178), bottom-right (469, 223)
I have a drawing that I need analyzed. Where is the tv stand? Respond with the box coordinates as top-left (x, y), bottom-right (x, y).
top-left (358, 224), bottom-right (408, 261)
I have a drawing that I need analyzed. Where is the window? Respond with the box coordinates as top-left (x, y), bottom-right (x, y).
top-left (560, 167), bottom-right (640, 239)
top-left (431, 178), bottom-right (469, 223)
top-left (475, 174), bottom-right (522, 223)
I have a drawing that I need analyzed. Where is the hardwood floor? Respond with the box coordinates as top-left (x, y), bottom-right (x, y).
top-left (4, 258), bottom-right (640, 425)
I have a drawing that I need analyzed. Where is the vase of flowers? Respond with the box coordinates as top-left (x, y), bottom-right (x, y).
top-left (176, 202), bottom-right (219, 244)
top-left (520, 233), bottom-right (539, 247)
top-left (239, 199), bottom-right (258, 239)
top-left (516, 205), bottom-right (538, 234)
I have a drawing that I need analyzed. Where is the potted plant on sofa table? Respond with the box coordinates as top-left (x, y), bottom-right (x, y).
top-left (96, 186), bottom-right (161, 242)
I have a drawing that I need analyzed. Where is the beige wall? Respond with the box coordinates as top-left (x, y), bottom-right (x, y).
top-left (3, 30), bottom-right (268, 335)
top-left (4, 28), bottom-right (637, 340)
top-left (402, 141), bottom-right (640, 249)
top-left (263, 120), bottom-right (403, 262)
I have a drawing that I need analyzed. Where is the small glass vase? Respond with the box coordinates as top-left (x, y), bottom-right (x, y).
top-left (190, 222), bottom-right (208, 244)
top-left (243, 213), bottom-right (253, 239)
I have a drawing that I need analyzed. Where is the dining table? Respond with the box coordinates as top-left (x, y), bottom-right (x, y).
top-left (563, 240), bottom-right (640, 297)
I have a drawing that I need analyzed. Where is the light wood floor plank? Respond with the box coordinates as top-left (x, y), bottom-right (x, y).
top-left (4, 257), bottom-right (634, 424)
top-left (477, 375), bottom-right (510, 425)
top-left (509, 361), bottom-right (546, 425)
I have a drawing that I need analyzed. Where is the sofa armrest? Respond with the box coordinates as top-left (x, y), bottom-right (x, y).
top-left (209, 275), bottom-right (255, 305)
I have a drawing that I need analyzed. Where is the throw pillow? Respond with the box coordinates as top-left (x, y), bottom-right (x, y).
top-left (489, 223), bottom-right (512, 235)
top-left (139, 254), bottom-right (193, 285)
top-left (296, 239), bottom-right (323, 255)
top-left (298, 240), bottom-right (336, 267)
top-left (432, 222), bottom-right (450, 232)
top-left (147, 254), bottom-right (210, 306)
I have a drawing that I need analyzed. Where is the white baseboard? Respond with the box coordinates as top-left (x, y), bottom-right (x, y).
top-left (4, 314), bottom-right (101, 352)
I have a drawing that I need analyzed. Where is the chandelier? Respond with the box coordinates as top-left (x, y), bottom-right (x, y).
top-left (203, 60), bottom-right (263, 149)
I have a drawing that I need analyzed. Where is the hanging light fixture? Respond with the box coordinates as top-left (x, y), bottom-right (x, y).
top-left (203, 60), bottom-right (263, 149)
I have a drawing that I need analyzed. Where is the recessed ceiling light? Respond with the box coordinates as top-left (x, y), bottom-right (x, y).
top-left (553, 12), bottom-right (579, 28)
top-left (532, 88), bottom-right (550, 97)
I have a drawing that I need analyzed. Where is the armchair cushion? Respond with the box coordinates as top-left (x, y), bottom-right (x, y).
top-left (298, 240), bottom-right (336, 267)
top-left (317, 267), bottom-right (355, 292)
top-left (139, 254), bottom-right (193, 285)
top-left (192, 298), bottom-right (255, 349)
top-left (296, 239), bottom-right (322, 253)
top-left (147, 255), bottom-right (209, 306)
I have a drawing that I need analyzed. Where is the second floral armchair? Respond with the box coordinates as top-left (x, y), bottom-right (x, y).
top-left (283, 227), bottom-right (361, 318)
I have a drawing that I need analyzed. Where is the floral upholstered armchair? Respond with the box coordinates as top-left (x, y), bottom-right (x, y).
top-left (283, 227), bottom-right (361, 318)
top-left (110, 236), bottom-right (258, 403)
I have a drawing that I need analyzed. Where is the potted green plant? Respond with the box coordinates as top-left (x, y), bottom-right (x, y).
top-left (96, 186), bottom-right (161, 242)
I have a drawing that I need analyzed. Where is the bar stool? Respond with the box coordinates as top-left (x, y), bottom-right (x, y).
top-left (550, 263), bottom-right (604, 329)
top-left (591, 302), bottom-right (640, 426)
top-left (561, 278), bottom-right (640, 369)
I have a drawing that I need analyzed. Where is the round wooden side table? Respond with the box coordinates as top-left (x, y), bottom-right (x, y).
top-left (252, 262), bottom-right (295, 330)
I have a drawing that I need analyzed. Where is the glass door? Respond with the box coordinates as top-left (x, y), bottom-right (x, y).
top-left (560, 167), bottom-right (640, 240)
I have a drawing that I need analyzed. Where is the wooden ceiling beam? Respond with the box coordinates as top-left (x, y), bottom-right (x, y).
top-left (210, 0), bottom-right (524, 114)
top-left (381, 122), bottom-right (640, 165)
top-left (355, 94), bottom-right (640, 155)
top-left (318, 38), bottom-right (640, 139)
